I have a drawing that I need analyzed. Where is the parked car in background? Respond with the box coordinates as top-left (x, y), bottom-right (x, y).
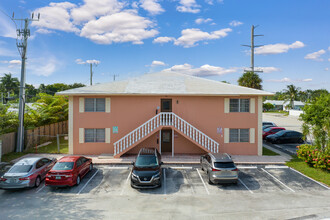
top-left (262, 122), bottom-right (277, 127)
top-left (263, 127), bottom-right (286, 139)
top-left (0, 157), bottom-right (56, 189)
top-left (45, 156), bottom-right (93, 187)
top-left (200, 153), bottom-right (238, 184)
top-left (265, 130), bottom-right (304, 144)
top-left (131, 148), bottom-right (163, 189)
top-left (263, 125), bottom-right (277, 131)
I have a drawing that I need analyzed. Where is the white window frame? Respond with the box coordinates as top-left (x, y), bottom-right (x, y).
top-left (229, 128), bottom-right (249, 143)
top-left (229, 99), bottom-right (250, 112)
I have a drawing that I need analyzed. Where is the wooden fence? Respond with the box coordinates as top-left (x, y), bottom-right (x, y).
top-left (0, 121), bottom-right (68, 155)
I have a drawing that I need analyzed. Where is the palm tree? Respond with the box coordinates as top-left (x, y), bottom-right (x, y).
top-left (0, 73), bottom-right (20, 96)
top-left (237, 71), bottom-right (262, 90)
top-left (283, 84), bottom-right (300, 109)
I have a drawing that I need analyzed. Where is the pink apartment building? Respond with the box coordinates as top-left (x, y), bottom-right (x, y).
top-left (58, 72), bottom-right (272, 158)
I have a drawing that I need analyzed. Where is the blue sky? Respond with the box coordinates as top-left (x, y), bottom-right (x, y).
top-left (0, 0), bottom-right (329, 92)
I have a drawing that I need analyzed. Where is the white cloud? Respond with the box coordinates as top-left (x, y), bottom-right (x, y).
top-left (229, 20), bottom-right (243, 27)
top-left (174, 28), bottom-right (232, 48)
top-left (162, 63), bottom-right (237, 76)
top-left (27, 57), bottom-right (59, 77)
top-left (150, 60), bottom-right (166, 66)
top-left (140, 0), bottom-right (165, 15)
top-left (80, 11), bottom-right (158, 44)
top-left (71, 0), bottom-right (124, 24)
top-left (177, 0), bottom-right (201, 13)
top-left (304, 49), bottom-right (326, 61)
top-left (255, 41), bottom-right (305, 55)
top-left (0, 13), bottom-right (17, 38)
top-left (325, 68), bottom-right (329, 71)
top-left (36, 29), bottom-right (55, 34)
top-left (328, 58), bottom-right (330, 62)
top-left (32, 2), bottom-right (79, 33)
top-left (153, 36), bottom-right (175, 44)
top-left (8, 60), bottom-right (21, 68)
top-left (75, 59), bottom-right (100, 65)
top-left (267, 78), bottom-right (312, 83)
top-left (195, 18), bottom-right (213, 24)
top-left (259, 67), bottom-right (281, 73)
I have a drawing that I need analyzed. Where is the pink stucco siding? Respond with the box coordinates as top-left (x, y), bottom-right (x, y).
top-left (72, 95), bottom-right (259, 156)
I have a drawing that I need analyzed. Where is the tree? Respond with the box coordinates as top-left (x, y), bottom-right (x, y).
top-left (283, 84), bottom-right (300, 109)
top-left (300, 94), bottom-right (330, 150)
top-left (237, 71), bottom-right (262, 90)
top-left (0, 73), bottom-right (20, 99)
top-left (0, 104), bottom-right (19, 134)
top-left (263, 103), bottom-right (274, 111)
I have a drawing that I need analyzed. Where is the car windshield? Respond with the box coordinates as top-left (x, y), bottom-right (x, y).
top-left (7, 165), bottom-right (32, 173)
top-left (135, 155), bottom-right (158, 168)
top-left (264, 127), bottom-right (273, 132)
top-left (214, 162), bottom-right (236, 169)
top-left (276, 130), bottom-right (287, 136)
top-left (52, 162), bottom-right (74, 170)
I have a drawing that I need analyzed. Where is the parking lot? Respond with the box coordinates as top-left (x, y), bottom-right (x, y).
top-left (1, 164), bottom-right (329, 219)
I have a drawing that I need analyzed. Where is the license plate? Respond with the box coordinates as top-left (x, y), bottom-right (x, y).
top-left (55, 176), bottom-right (61, 180)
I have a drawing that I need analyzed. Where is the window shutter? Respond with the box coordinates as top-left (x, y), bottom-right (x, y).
top-left (250, 128), bottom-right (255, 143)
top-left (79, 128), bottom-right (84, 143)
top-left (106, 98), bottom-right (111, 113)
top-left (250, 98), bottom-right (255, 113)
top-left (224, 128), bottom-right (229, 143)
top-left (105, 128), bottom-right (111, 143)
top-left (224, 98), bottom-right (229, 113)
top-left (79, 98), bottom-right (84, 113)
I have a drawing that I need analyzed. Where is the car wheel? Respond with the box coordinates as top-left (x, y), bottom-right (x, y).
top-left (76, 175), bottom-right (81, 186)
top-left (35, 176), bottom-right (41, 187)
top-left (208, 173), bottom-right (213, 185)
top-left (89, 163), bottom-right (93, 171)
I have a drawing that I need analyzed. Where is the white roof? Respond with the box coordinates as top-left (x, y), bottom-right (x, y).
top-left (57, 72), bottom-right (273, 96)
top-left (264, 100), bottom-right (305, 105)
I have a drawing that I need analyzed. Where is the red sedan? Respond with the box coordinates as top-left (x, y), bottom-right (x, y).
top-left (263, 127), bottom-right (286, 139)
top-left (45, 156), bottom-right (93, 187)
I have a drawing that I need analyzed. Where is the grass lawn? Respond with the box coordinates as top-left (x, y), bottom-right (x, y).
top-left (1, 136), bottom-right (68, 163)
top-left (286, 156), bottom-right (330, 186)
top-left (263, 147), bottom-right (280, 156)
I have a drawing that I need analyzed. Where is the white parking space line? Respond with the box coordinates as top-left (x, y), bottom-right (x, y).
top-left (163, 168), bottom-right (167, 195)
top-left (261, 168), bottom-right (295, 193)
top-left (103, 167), bottom-right (129, 170)
top-left (290, 168), bottom-right (330, 190)
top-left (265, 165), bottom-right (289, 169)
top-left (237, 166), bottom-right (258, 169)
top-left (196, 169), bottom-right (210, 195)
top-left (77, 169), bottom-right (99, 195)
top-left (36, 183), bottom-right (46, 193)
top-left (238, 178), bottom-right (253, 194)
top-left (120, 171), bottom-right (131, 196)
top-left (169, 167), bottom-right (193, 169)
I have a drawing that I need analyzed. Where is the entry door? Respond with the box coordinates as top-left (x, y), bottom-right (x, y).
top-left (161, 99), bottom-right (172, 112)
top-left (161, 130), bottom-right (172, 152)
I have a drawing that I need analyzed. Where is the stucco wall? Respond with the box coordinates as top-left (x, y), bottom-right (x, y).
top-left (72, 95), bottom-right (259, 155)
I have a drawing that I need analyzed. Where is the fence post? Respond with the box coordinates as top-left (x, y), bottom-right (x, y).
top-left (0, 140), bottom-right (2, 162)
top-left (57, 134), bottom-right (60, 153)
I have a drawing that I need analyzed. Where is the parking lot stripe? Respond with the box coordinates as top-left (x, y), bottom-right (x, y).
top-left (163, 168), bottom-right (167, 195)
top-left (265, 165), bottom-right (289, 169)
top-left (36, 183), bottom-right (46, 193)
top-left (196, 169), bottom-right (210, 195)
top-left (169, 166), bottom-right (193, 169)
top-left (237, 166), bottom-right (258, 169)
top-left (289, 168), bottom-right (330, 190)
top-left (261, 168), bottom-right (295, 192)
top-left (103, 167), bottom-right (129, 170)
top-left (120, 171), bottom-right (131, 196)
top-left (238, 178), bottom-right (253, 194)
top-left (77, 169), bottom-right (99, 195)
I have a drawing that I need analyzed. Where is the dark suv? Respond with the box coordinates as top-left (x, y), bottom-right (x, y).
top-left (131, 148), bottom-right (163, 189)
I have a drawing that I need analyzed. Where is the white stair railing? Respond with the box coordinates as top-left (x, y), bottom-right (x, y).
top-left (114, 112), bottom-right (219, 156)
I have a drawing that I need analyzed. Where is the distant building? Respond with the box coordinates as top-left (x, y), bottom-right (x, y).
top-left (263, 100), bottom-right (305, 111)
top-left (7, 103), bottom-right (36, 113)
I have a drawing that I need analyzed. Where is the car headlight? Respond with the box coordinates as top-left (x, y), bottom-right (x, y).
top-left (131, 172), bottom-right (138, 179)
top-left (153, 172), bottom-right (160, 179)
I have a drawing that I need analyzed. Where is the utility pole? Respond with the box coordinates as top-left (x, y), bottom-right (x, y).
top-left (242, 25), bottom-right (263, 73)
top-left (14, 12), bottom-right (40, 152)
top-left (90, 63), bottom-right (93, 86)
top-left (112, 74), bottom-right (119, 81)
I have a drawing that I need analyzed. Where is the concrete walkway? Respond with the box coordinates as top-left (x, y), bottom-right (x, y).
top-left (10, 152), bottom-right (290, 165)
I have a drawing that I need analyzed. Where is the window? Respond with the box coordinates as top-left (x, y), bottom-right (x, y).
top-left (229, 129), bottom-right (249, 142)
top-left (85, 98), bottom-right (105, 112)
top-left (36, 160), bottom-right (45, 169)
top-left (85, 129), bottom-right (105, 142)
top-left (230, 99), bottom-right (250, 112)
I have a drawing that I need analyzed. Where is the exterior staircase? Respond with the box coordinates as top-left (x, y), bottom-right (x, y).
top-left (113, 112), bottom-right (219, 157)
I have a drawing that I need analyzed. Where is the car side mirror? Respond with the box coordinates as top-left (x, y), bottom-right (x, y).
top-left (160, 162), bottom-right (164, 165)
top-left (131, 162), bottom-right (135, 166)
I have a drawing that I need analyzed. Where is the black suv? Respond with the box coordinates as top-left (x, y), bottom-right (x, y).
top-left (131, 148), bottom-right (163, 189)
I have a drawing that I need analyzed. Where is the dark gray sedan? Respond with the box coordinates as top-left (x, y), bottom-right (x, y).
top-left (0, 157), bottom-right (57, 189)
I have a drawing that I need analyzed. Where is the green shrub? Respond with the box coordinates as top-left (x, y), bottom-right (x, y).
top-left (297, 144), bottom-right (330, 171)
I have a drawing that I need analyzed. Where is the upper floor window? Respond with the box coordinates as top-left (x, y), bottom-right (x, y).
top-left (229, 129), bottom-right (249, 142)
top-left (230, 99), bottom-right (249, 112)
top-left (84, 128), bottom-right (105, 142)
top-left (85, 98), bottom-right (105, 112)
